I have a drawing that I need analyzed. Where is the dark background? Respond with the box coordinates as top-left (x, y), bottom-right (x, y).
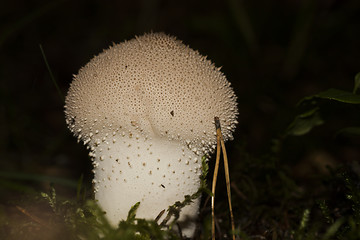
top-left (1, 0), bottom-right (360, 234)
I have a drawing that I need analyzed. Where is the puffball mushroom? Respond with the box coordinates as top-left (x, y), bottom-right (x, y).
top-left (65, 32), bottom-right (238, 237)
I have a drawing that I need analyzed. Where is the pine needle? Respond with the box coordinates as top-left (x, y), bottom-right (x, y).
top-left (221, 125), bottom-right (236, 240)
top-left (212, 117), bottom-right (236, 240)
top-left (211, 117), bottom-right (222, 240)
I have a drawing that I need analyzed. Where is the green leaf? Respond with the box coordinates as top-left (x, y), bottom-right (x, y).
top-left (127, 202), bottom-right (141, 222)
top-left (299, 209), bottom-right (310, 231)
top-left (322, 218), bottom-right (345, 240)
top-left (336, 127), bottom-right (360, 136)
top-left (41, 185), bottom-right (57, 213)
top-left (303, 88), bottom-right (360, 104)
top-left (287, 107), bottom-right (324, 136)
top-left (354, 72), bottom-right (360, 94)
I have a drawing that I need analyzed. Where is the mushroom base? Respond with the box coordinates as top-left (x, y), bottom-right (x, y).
top-left (91, 135), bottom-right (203, 237)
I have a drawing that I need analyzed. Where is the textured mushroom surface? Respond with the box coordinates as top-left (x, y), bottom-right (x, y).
top-left (65, 32), bottom-right (238, 237)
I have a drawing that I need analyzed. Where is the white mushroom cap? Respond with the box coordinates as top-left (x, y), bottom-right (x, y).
top-left (65, 32), bottom-right (238, 237)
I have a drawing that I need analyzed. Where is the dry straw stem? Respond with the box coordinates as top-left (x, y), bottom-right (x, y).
top-left (212, 117), bottom-right (236, 240)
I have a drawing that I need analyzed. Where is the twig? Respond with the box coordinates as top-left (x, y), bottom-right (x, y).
top-left (16, 205), bottom-right (50, 229)
top-left (231, 181), bottom-right (248, 201)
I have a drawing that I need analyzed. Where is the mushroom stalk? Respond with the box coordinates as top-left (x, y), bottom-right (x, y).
top-left (92, 134), bottom-right (201, 235)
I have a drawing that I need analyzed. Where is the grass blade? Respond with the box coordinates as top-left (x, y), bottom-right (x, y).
top-left (39, 44), bottom-right (64, 102)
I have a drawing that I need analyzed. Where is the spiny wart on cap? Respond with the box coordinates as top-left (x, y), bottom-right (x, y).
top-left (64, 32), bottom-right (238, 238)
top-left (65, 32), bottom-right (237, 154)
